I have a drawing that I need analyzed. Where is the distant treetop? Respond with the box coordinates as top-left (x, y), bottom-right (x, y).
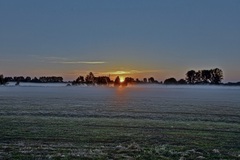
top-left (186, 68), bottom-right (223, 84)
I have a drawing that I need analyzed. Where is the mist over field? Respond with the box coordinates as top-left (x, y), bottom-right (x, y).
top-left (1, 84), bottom-right (240, 122)
top-left (0, 84), bottom-right (240, 159)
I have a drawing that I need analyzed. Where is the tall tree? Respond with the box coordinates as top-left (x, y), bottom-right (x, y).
top-left (143, 78), bottom-right (147, 83)
top-left (114, 76), bottom-right (121, 87)
top-left (0, 75), bottom-right (4, 85)
top-left (201, 70), bottom-right (211, 83)
top-left (186, 70), bottom-right (196, 84)
top-left (76, 76), bottom-right (84, 83)
top-left (210, 68), bottom-right (223, 84)
top-left (195, 70), bottom-right (202, 84)
top-left (85, 72), bottom-right (95, 84)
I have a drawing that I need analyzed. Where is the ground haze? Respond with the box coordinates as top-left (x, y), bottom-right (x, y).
top-left (0, 84), bottom-right (240, 159)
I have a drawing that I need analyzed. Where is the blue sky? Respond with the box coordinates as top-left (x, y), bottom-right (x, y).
top-left (0, 0), bottom-right (240, 81)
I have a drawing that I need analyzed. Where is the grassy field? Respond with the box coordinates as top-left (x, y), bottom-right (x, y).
top-left (1, 86), bottom-right (240, 159)
top-left (0, 115), bottom-right (240, 159)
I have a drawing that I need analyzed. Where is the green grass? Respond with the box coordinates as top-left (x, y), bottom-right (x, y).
top-left (0, 115), bottom-right (240, 159)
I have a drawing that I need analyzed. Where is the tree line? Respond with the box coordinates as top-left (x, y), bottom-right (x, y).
top-left (0, 75), bottom-right (63, 84)
top-left (186, 68), bottom-right (223, 84)
top-left (164, 68), bottom-right (223, 85)
top-left (72, 72), bottom-right (160, 86)
top-left (0, 68), bottom-right (226, 86)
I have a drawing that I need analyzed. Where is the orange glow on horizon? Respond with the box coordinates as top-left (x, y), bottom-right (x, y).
top-left (120, 77), bottom-right (125, 83)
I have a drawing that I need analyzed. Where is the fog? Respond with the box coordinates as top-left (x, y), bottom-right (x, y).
top-left (1, 83), bottom-right (239, 123)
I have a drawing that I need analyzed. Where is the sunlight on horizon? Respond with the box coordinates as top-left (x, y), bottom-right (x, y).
top-left (120, 77), bottom-right (125, 83)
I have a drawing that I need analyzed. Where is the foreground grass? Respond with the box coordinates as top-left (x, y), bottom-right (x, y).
top-left (0, 116), bottom-right (240, 159)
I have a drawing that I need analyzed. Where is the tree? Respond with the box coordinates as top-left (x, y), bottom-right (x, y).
top-left (72, 76), bottom-right (84, 85)
top-left (124, 77), bottom-right (134, 83)
top-left (85, 72), bottom-right (95, 84)
top-left (25, 76), bottom-right (32, 82)
top-left (31, 77), bottom-right (40, 83)
top-left (164, 78), bottom-right (177, 84)
top-left (13, 76), bottom-right (25, 82)
top-left (0, 75), bottom-right (5, 85)
top-left (114, 76), bottom-right (120, 87)
top-left (95, 76), bottom-right (111, 85)
top-left (210, 68), bottom-right (223, 84)
top-left (201, 70), bottom-right (211, 83)
top-left (148, 77), bottom-right (155, 83)
top-left (186, 70), bottom-right (196, 84)
top-left (186, 68), bottom-right (224, 85)
top-left (178, 79), bottom-right (187, 84)
top-left (76, 76), bottom-right (84, 83)
top-left (121, 77), bottom-right (135, 86)
top-left (143, 78), bottom-right (147, 83)
top-left (4, 77), bottom-right (13, 82)
top-left (195, 70), bottom-right (202, 84)
top-left (39, 76), bottom-right (63, 83)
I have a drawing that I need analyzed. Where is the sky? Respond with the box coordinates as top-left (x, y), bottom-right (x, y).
top-left (0, 0), bottom-right (240, 82)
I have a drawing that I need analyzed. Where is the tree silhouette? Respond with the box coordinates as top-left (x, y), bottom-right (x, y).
top-left (4, 77), bottom-right (13, 82)
top-left (0, 75), bottom-right (5, 85)
top-left (164, 78), bottom-right (177, 84)
top-left (76, 76), bottom-right (84, 83)
top-left (25, 77), bottom-right (32, 82)
top-left (121, 77), bottom-right (135, 86)
top-left (186, 70), bottom-right (196, 84)
top-left (201, 70), bottom-right (211, 83)
top-left (114, 76), bottom-right (121, 87)
top-left (95, 76), bottom-right (111, 85)
top-left (31, 77), bottom-right (40, 83)
top-left (143, 78), bottom-right (147, 83)
top-left (39, 76), bottom-right (63, 83)
top-left (72, 75), bottom-right (84, 85)
top-left (178, 79), bottom-right (187, 84)
top-left (124, 77), bottom-right (134, 83)
top-left (136, 78), bottom-right (140, 83)
top-left (210, 68), bottom-right (223, 84)
top-left (195, 71), bottom-right (202, 84)
top-left (148, 77), bottom-right (155, 83)
top-left (14, 76), bottom-right (25, 82)
top-left (85, 72), bottom-right (95, 84)
top-left (186, 68), bottom-right (223, 84)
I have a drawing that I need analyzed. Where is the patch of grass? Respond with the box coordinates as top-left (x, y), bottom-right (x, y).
top-left (0, 115), bottom-right (240, 159)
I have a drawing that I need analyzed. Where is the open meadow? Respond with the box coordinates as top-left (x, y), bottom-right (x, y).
top-left (0, 84), bottom-right (240, 159)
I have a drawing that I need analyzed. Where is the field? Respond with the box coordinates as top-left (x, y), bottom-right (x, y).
top-left (0, 85), bottom-right (240, 159)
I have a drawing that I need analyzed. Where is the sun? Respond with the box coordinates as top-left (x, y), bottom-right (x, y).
top-left (120, 77), bottom-right (125, 83)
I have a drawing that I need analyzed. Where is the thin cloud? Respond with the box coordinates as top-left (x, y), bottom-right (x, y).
top-left (44, 56), bottom-right (68, 61)
top-left (132, 69), bottom-right (161, 73)
top-left (106, 71), bottom-right (131, 75)
top-left (29, 55), bottom-right (106, 65)
top-left (102, 69), bottom-right (161, 75)
top-left (30, 55), bottom-right (68, 61)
